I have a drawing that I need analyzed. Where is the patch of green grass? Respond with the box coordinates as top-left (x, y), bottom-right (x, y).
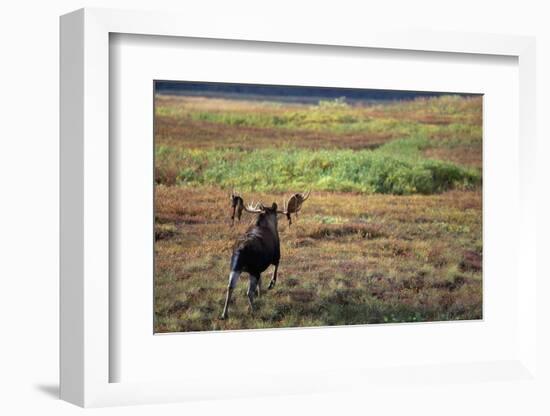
top-left (155, 141), bottom-right (480, 195)
top-left (311, 215), bottom-right (347, 224)
top-left (187, 107), bottom-right (427, 136)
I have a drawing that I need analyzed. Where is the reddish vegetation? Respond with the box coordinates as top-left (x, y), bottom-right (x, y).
top-left (155, 115), bottom-right (395, 151)
top-left (155, 186), bottom-right (482, 332)
top-left (460, 250), bottom-right (483, 272)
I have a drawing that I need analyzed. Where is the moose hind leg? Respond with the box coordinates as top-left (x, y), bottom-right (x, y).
top-left (268, 264), bottom-right (278, 290)
top-left (256, 276), bottom-right (262, 298)
top-left (247, 275), bottom-right (259, 312)
top-left (221, 271), bottom-right (240, 319)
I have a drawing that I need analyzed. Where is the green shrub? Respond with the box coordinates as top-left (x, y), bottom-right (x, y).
top-left (155, 141), bottom-right (481, 195)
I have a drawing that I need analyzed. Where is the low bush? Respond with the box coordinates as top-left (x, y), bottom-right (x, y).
top-left (155, 143), bottom-right (480, 195)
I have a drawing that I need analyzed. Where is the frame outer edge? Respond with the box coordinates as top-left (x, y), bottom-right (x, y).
top-left (517, 38), bottom-right (537, 376)
top-left (58, 6), bottom-right (539, 407)
top-left (59, 9), bottom-right (85, 407)
top-left (82, 8), bottom-right (111, 407)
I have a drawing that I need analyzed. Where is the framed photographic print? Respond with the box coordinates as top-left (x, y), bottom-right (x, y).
top-left (60, 7), bottom-right (539, 409)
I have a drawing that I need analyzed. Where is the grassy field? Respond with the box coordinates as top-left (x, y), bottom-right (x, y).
top-left (154, 94), bottom-right (482, 332)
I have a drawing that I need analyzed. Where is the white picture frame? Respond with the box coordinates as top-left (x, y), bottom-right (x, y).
top-left (60, 7), bottom-right (538, 408)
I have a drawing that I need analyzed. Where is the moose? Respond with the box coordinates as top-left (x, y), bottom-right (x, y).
top-left (220, 191), bottom-right (311, 319)
top-left (221, 201), bottom-right (282, 319)
top-left (230, 190), bottom-right (245, 226)
top-left (282, 190), bottom-right (310, 226)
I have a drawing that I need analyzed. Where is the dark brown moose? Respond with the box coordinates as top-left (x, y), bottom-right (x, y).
top-left (220, 192), bottom-right (311, 320)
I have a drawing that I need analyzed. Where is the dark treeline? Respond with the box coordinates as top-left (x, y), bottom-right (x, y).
top-left (155, 80), bottom-right (478, 103)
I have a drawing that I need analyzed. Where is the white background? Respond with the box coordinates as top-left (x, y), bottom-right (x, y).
top-left (1, 1), bottom-right (549, 415)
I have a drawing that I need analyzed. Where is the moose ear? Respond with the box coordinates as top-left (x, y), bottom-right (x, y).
top-left (272, 202), bottom-right (278, 210)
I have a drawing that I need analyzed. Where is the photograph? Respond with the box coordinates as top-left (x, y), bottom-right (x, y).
top-left (154, 81), bottom-right (483, 333)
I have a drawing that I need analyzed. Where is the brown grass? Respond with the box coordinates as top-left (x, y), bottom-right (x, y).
top-left (154, 186), bottom-right (482, 332)
top-left (155, 115), bottom-right (395, 151)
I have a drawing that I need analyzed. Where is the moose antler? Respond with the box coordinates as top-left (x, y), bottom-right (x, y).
top-left (230, 189), bottom-right (245, 226)
top-left (279, 190), bottom-right (311, 226)
top-left (244, 201), bottom-right (264, 214)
